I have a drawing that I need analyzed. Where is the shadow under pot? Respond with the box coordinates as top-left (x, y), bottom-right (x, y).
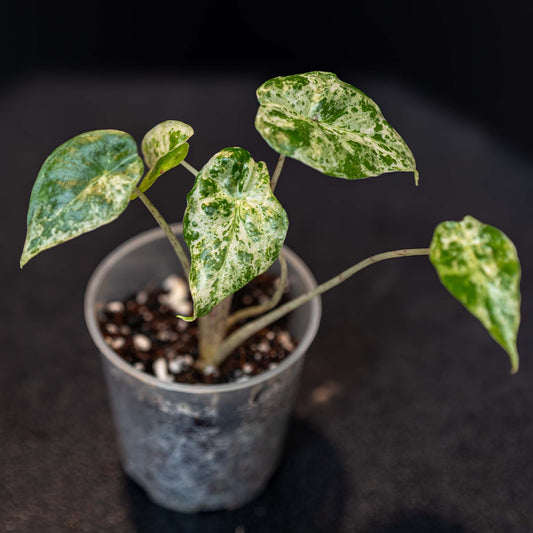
top-left (84, 223), bottom-right (322, 513)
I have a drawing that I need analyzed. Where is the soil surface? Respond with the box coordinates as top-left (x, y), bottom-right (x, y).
top-left (97, 274), bottom-right (297, 384)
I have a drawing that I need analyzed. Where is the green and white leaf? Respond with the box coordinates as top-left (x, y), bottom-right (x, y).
top-left (142, 120), bottom-right (194, 168)
top-left (21, 130), bottom-right (144, 267)
top-left (132, 120), bottom-right (194, 198)
top-left (430, 216), bottom-right (521, 372)
top-left (256, 71), bottom-right (418, 182)
top-left (183, 147), bottom-right (288, 319)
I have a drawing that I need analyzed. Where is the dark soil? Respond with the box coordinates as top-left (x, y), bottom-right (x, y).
top-left (97, 274), bottom-right (297, 385)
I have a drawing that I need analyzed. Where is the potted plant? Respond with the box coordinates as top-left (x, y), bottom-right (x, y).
top-left (20, 71), bottom-right (521, 513)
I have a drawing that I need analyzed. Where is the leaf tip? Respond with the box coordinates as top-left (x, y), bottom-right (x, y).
top-left (414, 169), bottom-right (420, 186)
top-left (177, 314), bottom-right (196, 322)
top-left (20, 243), bottom-right (33, 268)
top-left (508, 347), bottom-right (519, 374)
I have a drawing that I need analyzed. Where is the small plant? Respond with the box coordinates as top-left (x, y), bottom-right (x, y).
top-left (20, 71), bottom-right (522, 374)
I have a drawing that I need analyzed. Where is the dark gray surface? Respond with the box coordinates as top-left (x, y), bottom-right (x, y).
top-left (1, 74), bottom-right (532, 532)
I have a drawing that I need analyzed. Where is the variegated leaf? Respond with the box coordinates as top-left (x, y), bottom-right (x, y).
top-left (430, 216), bottom-right (521, 372)
top-left (183, 147), bottom-right (288, 318)
top-left (132, 120), bottom-right (194, 198)
top-left (21, 130), bottom-right (143, 267)
top-left (256, 71), bottom-right (418, 183)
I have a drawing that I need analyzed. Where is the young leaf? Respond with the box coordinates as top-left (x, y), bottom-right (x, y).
top-left (183, 147), bottom-right (288, 319)
top-left (430, 216), bottom-right (521, 372)
top-left (256, 71), bottom-right (418, 183)
top-left (132, 120), bottom-right (193, 198)
top-left (20, 130), bottom-right (143, 267)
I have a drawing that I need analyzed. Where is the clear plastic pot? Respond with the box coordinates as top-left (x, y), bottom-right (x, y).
top-left (84, 224), bottom-right (321, 513)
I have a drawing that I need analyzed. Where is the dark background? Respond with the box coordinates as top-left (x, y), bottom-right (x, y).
top-left (1, 0), bottom-right (532, 156)
top-left (2, 1), bottom-right (533, 532)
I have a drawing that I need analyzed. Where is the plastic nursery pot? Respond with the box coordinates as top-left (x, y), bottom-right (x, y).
top-left (84, 224), bottom-right (321, 513)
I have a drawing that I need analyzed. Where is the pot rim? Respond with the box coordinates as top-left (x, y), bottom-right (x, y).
top-left (84, 223), bottom-right (322, 395)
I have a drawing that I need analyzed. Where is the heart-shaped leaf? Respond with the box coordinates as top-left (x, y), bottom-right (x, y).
top-left (430, 216), bottom-right (521, 372)
top-left (256, 71), bottom-right (418, 183)
top-left (183, 147), bottom-right (288, 319)
top-left (21, 130), bottom-right (144, 267)
top-left (132, 120), bottom-right (193, 198)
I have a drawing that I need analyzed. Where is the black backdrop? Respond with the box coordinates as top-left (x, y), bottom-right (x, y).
top-left (1, 0), bottom-right (531, 156)
top-left (3, 2), bottom-right (533, 531)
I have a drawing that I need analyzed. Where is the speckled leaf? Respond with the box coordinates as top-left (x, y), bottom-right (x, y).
top-left (256, 71), bottom-right (418, 182)
top-left (430, 216), bottom-right (521, 372)
top-left (183, 147), bottom-right (288, 319)
top-left (20, 130), bottom-right (144, 267)
top-left (132, 120), bottom-right (194, 198)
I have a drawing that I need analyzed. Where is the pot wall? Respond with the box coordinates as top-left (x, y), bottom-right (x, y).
top-left (85, 224), bottom-right (321, 512)
top-left (101, 348), bottom-right (304, 511)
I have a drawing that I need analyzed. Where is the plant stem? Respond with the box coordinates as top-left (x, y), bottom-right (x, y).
top-left (271, 154), bottom-right (286, 191)
top-left (181, 160), bottom-right (199, 177)
top-left (198, 296), bottom-right (233, 369)
top-left (214, 248), bottom-right (430, 366)
top-left (226, 253), bottom-right (288, 328)
top-left (135, 188), bottom-right (190, 275)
